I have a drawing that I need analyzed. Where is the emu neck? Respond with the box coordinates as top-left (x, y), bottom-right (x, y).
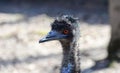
top-left (60, 39), bottom-right (80, 73)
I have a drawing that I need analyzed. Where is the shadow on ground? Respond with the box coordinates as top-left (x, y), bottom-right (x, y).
top-left (0, 1), bottom-right (108, 25)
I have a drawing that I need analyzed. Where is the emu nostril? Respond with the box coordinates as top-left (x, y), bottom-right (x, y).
top-left (49, 31), bottom-right (52, 34)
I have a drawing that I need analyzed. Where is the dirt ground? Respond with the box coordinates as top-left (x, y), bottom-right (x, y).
top-left (0, 2), bottom-right (119, 73)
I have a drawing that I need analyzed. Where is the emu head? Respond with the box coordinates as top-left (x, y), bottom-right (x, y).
top-left (39, 15), bottom-right (80, 43)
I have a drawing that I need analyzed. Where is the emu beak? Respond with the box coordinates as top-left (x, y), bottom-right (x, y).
top-left (39, 30), bottom-right (67, 43)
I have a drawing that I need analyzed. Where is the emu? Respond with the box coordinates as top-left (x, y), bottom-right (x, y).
top-left (39, 15), bottom-right (81, 73)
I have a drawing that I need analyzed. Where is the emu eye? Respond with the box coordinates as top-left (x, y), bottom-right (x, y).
top-left (63, 30), bottom-right (69, 34)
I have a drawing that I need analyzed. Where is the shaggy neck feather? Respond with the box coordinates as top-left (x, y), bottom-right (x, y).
top-left (60, 38), bottom-right (80, 73)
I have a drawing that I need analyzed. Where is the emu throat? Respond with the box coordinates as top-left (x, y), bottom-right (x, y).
top-left (60, 39), bottom-right (80, 73)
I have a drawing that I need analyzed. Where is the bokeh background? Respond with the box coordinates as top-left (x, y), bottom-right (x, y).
top-left (0, 0), bottom-right (119, 73)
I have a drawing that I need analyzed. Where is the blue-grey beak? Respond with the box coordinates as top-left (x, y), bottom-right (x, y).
top-left (39, 30), bottom-right (67, 43)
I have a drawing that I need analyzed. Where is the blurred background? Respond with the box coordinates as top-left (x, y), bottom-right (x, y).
top-left (0, 0), bottom-right (119, 73)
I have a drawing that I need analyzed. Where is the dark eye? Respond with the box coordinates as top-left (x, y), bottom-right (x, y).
top-left (63, 29), bottom-right (69, 34)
